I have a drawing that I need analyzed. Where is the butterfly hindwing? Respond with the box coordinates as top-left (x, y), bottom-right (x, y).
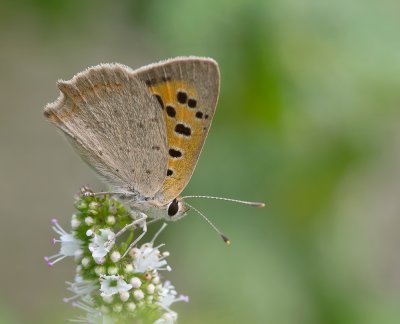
top-left (44, 64), bottom-right (168, 197)
top-left (134, 57), bottom-right (220, 204)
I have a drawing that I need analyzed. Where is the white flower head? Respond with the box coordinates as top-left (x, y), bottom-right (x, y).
top-left (89, 228), bottom-right (115, 261)
top-left (158, 281), bottom-right (189, 308)
top-left (154, 311), bottom-right (178, 324)
top-left (100, 275), bottom-right (132, 297)
top-left (130, 223), bottom-right (172, 273)
top-left (45, 218), bottom-right (83, 266)
top-left (64, 275), bottom-right (98, 303)
top-left (71, 300), bottom-right (104, 324)
top-left (48, 197), bottom-right (188, 323)
top-left (131, 242), bottom-right (171, 273)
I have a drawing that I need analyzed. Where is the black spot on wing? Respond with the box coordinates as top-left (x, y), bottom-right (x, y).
top-left (145, 78), bottom-right (156, 86)
top-left (166, 105), bottom-right (176, 117)
top-left (169, 148), bottom-right (182, 158)
top-left (175, 123), bottom-right (191, 137)
top-left (177, 91), bottom-right (188, 104)
top-left (154, 94), bottom-right (164, 109)
top-left (188, 98), bottom-right (197, 108)
top-left (195, 111), bottom-right (203, 119)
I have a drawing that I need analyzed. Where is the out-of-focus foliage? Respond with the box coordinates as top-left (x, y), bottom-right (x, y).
top-left (1, 0), bottom-right (400, 323)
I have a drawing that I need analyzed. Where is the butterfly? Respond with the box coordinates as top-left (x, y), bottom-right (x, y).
top-left (44, 57), bottom-right (264, 244)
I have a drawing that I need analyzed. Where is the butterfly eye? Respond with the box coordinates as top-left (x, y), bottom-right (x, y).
top-left (167, 198), bottom-right (179, 217)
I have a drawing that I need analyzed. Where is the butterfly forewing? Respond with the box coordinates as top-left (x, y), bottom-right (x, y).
top-left (44, 64), bottom-right (168, 197)
top-left (134, 57), bottom-right (220, 204)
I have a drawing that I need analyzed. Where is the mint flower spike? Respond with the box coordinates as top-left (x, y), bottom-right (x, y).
top-left (46, 188), bottom-right (188, 323)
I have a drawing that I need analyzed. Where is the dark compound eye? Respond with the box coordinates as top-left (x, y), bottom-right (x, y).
top-left (168, 198), bottom-right (179, 217)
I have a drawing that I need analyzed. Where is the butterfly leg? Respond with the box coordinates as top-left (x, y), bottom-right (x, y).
top-left (80, 186), bottom-right (130, 198)
top-left (108, 217), bottom-right (160, 253)
top-left (121, 212), bottom-right (148, 259)
top-left (104, 212), bottom-right (147, 251)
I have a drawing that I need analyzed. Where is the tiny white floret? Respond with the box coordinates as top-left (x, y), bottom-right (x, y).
top-left (89, 228), bottom-right (115, 260)
top-left (119, 291), bottom-right (130, 302)
top-left (130, 277), bottom-right (141, 288)
top-left (81, 257), bottom-right (90, 268)
top-left (147, 284), bottom-right (155, 294)
top-left (133, 289), bottom-right (144, 301)
top-left (113, 303), bottom-right (123, 313)
top-left (71, 217), bottom-right (80, 229)
top-left (95, 266), bottom-right (105, 276)
top-left (126, 302), bottom-right (136, 312)
top-left (110, 251), bottom-right (121, 263)
top-left (125, 264), bottom-right (134, 273)
top-left (108, 266), bottom-right (118, 275)
top-left (100, 275), bottom-right (132, 297)
top-left (89, 201), bottom-right (99, 210)
top-left (102, 295), bottom-right (113, 304)
top-left (45, 219), bottom-right (83, 266)
top-left (85, 216), bottom-right (94, 225)
top-left (106, 215), bottom-right (116, 225)
top-left (74, 249), bottom-right (83, 262)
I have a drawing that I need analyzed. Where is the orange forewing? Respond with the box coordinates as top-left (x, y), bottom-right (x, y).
top-left (148, 80), bottom-right (206, 203)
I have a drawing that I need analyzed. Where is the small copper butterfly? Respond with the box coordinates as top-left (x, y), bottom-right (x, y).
top-left (44, 57), bottom-right (264, 246)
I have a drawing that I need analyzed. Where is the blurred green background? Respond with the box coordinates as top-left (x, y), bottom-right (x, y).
top-left (1, 0), bottom-right (400, 323)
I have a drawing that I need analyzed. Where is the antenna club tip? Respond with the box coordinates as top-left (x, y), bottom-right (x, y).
top-left (221, 234), bottom-right (231, 245)
top-left (257, 202), bottom-right (266, 208)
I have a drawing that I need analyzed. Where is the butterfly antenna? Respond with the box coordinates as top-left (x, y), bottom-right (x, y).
top-left (183, 201), bottom-right (231, 245)
top-left (182, 195), bottom-right (265, 208)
